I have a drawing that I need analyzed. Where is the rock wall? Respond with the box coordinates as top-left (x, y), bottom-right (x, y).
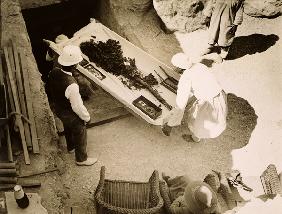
top-left (1, 1), bottom-right (63, 211)
top-left (99, 0), bottom-right (154, 48)
top-left (19, 0), bottom-right (64, 9)
top-left (152, 0), bottom-right (282, 33)
top-left (153, 0), bottom-right (208, 33)
top-left (98, 0), bottom-right (182, 66)
top-left (1, 0), bottom-right (57, 159)
top-left (244, 0), bottom-right (282, 17)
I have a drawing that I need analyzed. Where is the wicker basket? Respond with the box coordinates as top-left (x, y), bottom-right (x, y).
top-left (95, 166), bottom-right (164, 214)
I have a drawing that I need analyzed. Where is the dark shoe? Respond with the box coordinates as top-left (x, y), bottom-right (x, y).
top-left (182, 134), bottom-right (201, 142)
top-left (162, 123), bottom-right (172, 136)
top-left (220, 46), bottom-right (230, 59)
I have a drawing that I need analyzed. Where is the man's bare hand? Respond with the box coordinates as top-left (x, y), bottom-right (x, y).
top-left (43, 39), bottom-right (52, 46)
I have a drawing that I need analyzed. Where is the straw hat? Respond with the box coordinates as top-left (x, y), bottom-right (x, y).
top-left (171, 52), bottom-right (192, 69)
top-left (55, 34), bottom-right (69, 44)
top-left (184, 181), bottom-right (220, 213)
top-left (58, 45), bottom-right (83, 66)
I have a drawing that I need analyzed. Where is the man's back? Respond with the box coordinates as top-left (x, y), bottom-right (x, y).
top-left (48, 68), bottom-right (76, 114)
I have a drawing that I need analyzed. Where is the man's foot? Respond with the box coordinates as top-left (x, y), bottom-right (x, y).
top-left (162, 123), bottom-right (172, 136)
top-left (199, 44), bottom-right (214, 56)
top-left (76, 157), bottom-right (98, 166)
top-left (220, 46), bottom-right (230, 59)
top-left (182, 134), bottom-right (192, 142)
top-left (68, 149), bottom-right (75, 154)
top-left (191, 134), bottom-right (201, 143)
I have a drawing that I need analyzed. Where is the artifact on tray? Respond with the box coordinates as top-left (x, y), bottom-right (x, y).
top-left (84, 64), bottom-right (106, 80)
top-left (133, 96), bottom-right (162, 120)
top-left (80, 39), bottom-right (172, 110)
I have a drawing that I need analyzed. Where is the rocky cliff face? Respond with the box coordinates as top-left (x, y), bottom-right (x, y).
top-left (19, 0), bottom-right (64, 9)
top-left (99, 0), bottom-right (155, 48)
top-left (19, 0), bottom-right (281, 34)
top-left (153, 0), bottom-right (208, 33)
top-left (152, 0), bottom-right (282, 33)
top-left (244, 0), bottom-right (282, 17)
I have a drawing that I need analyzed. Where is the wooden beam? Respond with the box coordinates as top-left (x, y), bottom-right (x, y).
top-left (19, 50), bottom-right (39, 154)
top-left (4, 47), bottom-right (30, 164)
top-left (0, 52), bottom-right (4, 84)
top-left (0, 53), bottom-right (13, 162)
top-left (86, 113), bottom-right (131, 128)
top-left (7, 47), bottom-right (16, 83)
top-left (0, 162), bottom-right (16, 169)
top-left (11, 41), bottom-right (32, 149)
top-left (3, 85), bottom-right (13, 162)
top-left (3, 62), bottom-right (15, 113)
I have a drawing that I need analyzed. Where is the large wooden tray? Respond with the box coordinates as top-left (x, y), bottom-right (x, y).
top-left (50, 20), bottom-right (178, 125)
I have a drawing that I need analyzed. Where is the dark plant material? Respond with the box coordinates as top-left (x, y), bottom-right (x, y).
top-left (143, 73), bottom-right (158, 86)
top-left (80, 39), bottom-right (172, 110)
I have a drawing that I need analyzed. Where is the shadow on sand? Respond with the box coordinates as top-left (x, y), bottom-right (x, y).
top-left (227, 34), bottom-right (279, 60)
top-left (222, 93), bottom-right (258, 149)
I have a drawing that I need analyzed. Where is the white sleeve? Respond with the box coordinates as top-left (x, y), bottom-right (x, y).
top-left (175, 71), bottom-right (192, 110)
top-left (65, 83), bottom-right (91, 122)
top-left (166, 71), bottom-right (192, 127)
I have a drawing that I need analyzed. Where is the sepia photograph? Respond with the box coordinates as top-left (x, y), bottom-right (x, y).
top-left (0, 0), bottom-right (281, 213)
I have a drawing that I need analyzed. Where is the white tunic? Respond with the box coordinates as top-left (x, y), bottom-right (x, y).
top-left (167, 63), bottom-right (227, 138)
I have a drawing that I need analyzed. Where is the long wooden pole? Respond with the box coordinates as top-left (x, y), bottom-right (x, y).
top-left (19, 49), bottom-right (39, 153)
top-left (0, 54), bottom-right (13, 162)
top-left (12, 41), bottom-right (32, 149)
top-left (4, 47), bottom-right (30, 164)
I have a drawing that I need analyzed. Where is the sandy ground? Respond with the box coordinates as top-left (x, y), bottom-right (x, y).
top-left (34, 13), bottom-right (282, 213)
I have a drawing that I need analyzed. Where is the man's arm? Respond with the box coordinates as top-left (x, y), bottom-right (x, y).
top-left (166, 71), bottom-right (192, 127)
top-left (65, 83), bottom-right (90, 122)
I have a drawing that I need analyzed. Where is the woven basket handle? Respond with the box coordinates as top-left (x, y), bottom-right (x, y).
top-left (95, 166), bottom-right (106, 199)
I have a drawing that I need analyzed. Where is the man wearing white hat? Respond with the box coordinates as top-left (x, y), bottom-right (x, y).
top-left (48, 45), bottom-right (97, 166)
top-left (163, 53), bottom-right (227, 142)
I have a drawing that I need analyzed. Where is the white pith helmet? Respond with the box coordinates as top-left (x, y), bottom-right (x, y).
top-left (58, 45), bottom-right (83, 66)
top-left (55, 34), bottom-right (69, 44)
top-left (171, 52), bottom-right (192, 69)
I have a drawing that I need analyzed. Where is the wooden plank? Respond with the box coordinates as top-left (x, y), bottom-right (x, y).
top-left (19, 49), bottom-right (39, 154)
top-left (2, 85), bottom-right (13, 162)
top-left (3, 62), bottom-right (16, 113)
top-left (0, 54), bottom-right (4, 150)
top-left (0, 53), bottom-right (13, 162)
top-left (11, 42), bottom-right (32, 149)
top-left (3, 47), bottom-right (30, 164)
top-left (0, 162), bottom-right (16, 169)
top-left (87, 113), bottom-right (131, 128)
top-left (0, 51), bottom-right (4, 84)
top-left (7, 47), bottom-right (16, 84)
